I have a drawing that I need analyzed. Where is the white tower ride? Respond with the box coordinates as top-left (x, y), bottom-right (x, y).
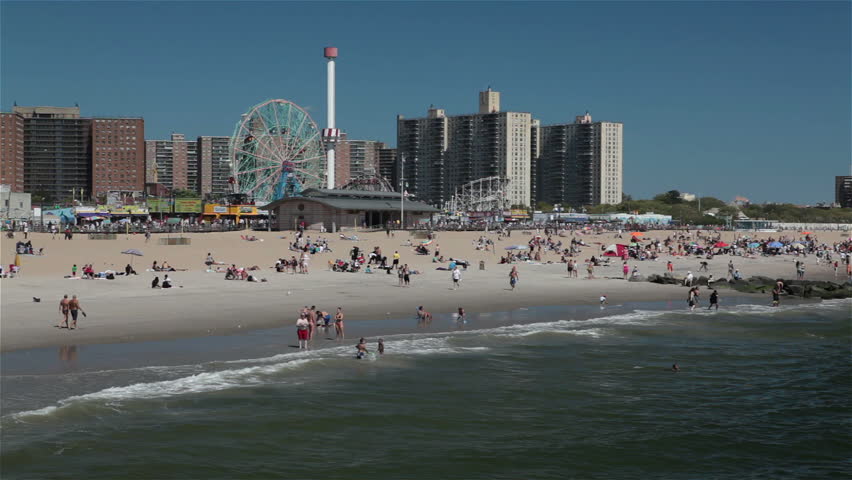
top-left (323, 47), bottom-right (340, 189)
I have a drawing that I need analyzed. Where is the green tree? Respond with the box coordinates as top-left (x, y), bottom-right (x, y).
top-left (173, 189), bottom-right (200, 198)
top-left (536, 201), bottom-right (554, 212)
top-left (653, 190), bottom-right (683, 204)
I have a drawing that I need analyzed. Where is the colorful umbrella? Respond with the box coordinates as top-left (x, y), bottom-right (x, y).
top-left (748, 242), bottom-right (760, 248)
top-left (630, 232), bottom-right (643, 237)
top-left (713, 242), bottom-right (730, 248)
top-left (801, 231), bottom-right (812, 235)
top-left (768, 241), bottom-right (783, 248)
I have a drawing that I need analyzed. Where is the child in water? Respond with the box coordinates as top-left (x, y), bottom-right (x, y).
top-left (378, 338), bottom-right (384, 355)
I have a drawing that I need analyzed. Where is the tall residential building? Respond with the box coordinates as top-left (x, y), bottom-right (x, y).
top-left (396, 90), bottom-right (533, 207)
top-left (198, 136), bottom-right (232, 197)
top-left (538, 112), bottom-right (623, 208)
top-left (91, 118), bottom-right (145, 197)
top-left (530, 119), bottom-right (541, 206)
top-left (378, 147), bottom-right (398, 187)
top-left (145, 133), bottom-right (196, 192)
top-left (0, 112), bottom-right (25, 191)
top-left (14, 106), bottom-right (91, 202)
top-left (836, 176), bottom-right (852, 208)
top-left (332, 132), bottom-right (350, 187)
top-left (346, 140), bottom-right (386, 179)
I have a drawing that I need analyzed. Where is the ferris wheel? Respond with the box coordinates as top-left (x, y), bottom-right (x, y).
top-left (230, 99), bottom-right (326, 203)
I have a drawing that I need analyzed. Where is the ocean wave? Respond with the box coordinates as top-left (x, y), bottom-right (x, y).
top-left (3, 337), bottom-right (491, 421)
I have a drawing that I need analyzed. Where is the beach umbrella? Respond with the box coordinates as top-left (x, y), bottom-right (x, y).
top-left (801, 231), bottom-right (812, 235)
top-left (748, 242), bottom-right (760, 248)
top-left (121, 249), bottom-right (144, 265)
top-left (505, 245), bottom-right (528, 250)
top-left (713, 242), bottom-right (729, 248)
top-left (792, 243), bottom-right (806, 249)
top-left (768, 241), bottom-right (783, 248)
top-left (630, 232), bottom-right (643, 237)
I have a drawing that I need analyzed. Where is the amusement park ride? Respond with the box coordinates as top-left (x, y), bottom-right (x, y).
top-left (229, 47), bottom-right (341, 205)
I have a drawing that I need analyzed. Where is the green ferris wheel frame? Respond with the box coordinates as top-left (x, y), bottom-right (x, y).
top-left (229, 99), bottom-right (326, 203)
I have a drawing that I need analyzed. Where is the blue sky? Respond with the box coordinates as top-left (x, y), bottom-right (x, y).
top-left (1, 1), bottom-right (849, 204)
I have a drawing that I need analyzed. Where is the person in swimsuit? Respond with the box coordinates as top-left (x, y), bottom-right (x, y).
top-left (334, 307), bottom-right (345, 340)
top-left (296, 314), bottom-right (309, 349)
top-left (58, 294), bottom-right (70, 328)
top-left (708, 290), bottom-right (719, 310)
top-left (509, 266), bottom-right (519, 290)
top-left (377, 338), bottom-right (385, 355)
top-left (356, 337), bottom-right (368, 359)
top-left (457, 307), bottom-right (466, 323)
top-left (68, 295), bottom-right (85, 329)
top-left (416, 306), bottom-right (433, 324)
top-left (403, 264), bottom-right (411, 286)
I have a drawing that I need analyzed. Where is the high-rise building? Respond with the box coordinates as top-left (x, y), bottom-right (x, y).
top-left (198, 136), bottom-right (232, 197)
top-left (14, 106), bottom-right (91, 202)
top-left (145, 133), bottom-right (196, 192)
top-left (346, 140), bottom-right (386, 179)
top-left (0, 112), bottom-right (25, 192)
top-left (332, 132), bottom-right (350, 187)
top-left (396, 90), bottom-right (533, 207)
top-left (836, 176), bottom-right (852, 208)
top-left (378, 147), bottom-right (398, 187)
top-left (530, 119), bottom-right (541, 206)
top-left (91, 118), bottom-right (145, 197)
top-left (538, 112), bottom-right (623, 208)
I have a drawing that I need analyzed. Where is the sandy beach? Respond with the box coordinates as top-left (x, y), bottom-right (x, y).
top-left (1, 228), bottom-right (846, 352)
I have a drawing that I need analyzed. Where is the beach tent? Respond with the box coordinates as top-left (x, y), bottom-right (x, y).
top-left (603, 244), bottom-right (628, 257)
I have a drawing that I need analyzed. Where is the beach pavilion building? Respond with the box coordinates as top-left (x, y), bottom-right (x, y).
top-left (262, 189), bottom-right (439, 231)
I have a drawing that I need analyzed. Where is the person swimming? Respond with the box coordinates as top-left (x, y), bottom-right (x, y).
top-left (671, 364), bottom-right (680, 372)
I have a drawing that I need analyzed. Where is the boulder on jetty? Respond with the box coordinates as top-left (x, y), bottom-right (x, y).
top-left (653, 275), bottom-right (852, 300)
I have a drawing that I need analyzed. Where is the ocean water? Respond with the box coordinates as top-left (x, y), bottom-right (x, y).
top-left (1, 299), bottom-right (850, 479)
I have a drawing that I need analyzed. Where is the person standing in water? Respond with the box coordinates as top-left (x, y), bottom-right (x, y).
top-left (296, 314), bottom-right (309, 349)
top-left (457, 307), bottom-right (466, 323)
top-left (377, 338), bottom-right (385, 355)
top-left (356, 337), bottom-right (369, 359)
top-left (708, 290), bottom-right (719, 310)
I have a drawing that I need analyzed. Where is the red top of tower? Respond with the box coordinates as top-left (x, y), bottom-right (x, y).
top-left (324, 47), bottom-right (338, 59)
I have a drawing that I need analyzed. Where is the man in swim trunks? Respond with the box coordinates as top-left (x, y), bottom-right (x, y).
top-left (296, 313), bottom-right (309, 349)
top-left (356, 337), bottom-right (369, 359)
top-left (58, 294), bottom-right (70, 328)
top-left (68, 295), bottom-right (85, 329)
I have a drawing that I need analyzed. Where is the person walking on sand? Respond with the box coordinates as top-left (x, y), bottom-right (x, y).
top-left (334, 307), bottom-right (345, 340)
top-left (296, 313), bottom-right (309, 349)
top-left (509, 266), bottom-right (519, 290)
top-left (403, 264), bottom-right (411, 287)
top-left (452, 265), bottom-right (462, 289)
top-left (68, 295), bottom-right (85, 329)
top-left (622, 261), bottom-right (629, 280)
top-left (586, 261), bottom-right (595, 279)
top-left (667, 260), bottom-right (674, 273)
top-left (58, 294), bottom-right (70, 328)
top-left (71, 264), bottom-right (78, 277)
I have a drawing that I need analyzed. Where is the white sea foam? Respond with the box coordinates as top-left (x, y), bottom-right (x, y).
top-left (5, 336), bottom-right (491, 421)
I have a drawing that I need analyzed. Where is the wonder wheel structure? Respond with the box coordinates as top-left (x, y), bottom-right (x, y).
top-left (339, 175), bottom-right (395, 192)
top-left (230, 99), bottom-right (326, 204)
top-left (445, 176), bottom-right (510, 214)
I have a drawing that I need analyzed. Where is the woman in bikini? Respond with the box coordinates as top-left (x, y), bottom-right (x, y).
top-left (334, 307), bottom-right (345, 340)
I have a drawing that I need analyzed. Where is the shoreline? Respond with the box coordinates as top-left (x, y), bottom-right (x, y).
top-left (2, 229), bottom-right (843, 353)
